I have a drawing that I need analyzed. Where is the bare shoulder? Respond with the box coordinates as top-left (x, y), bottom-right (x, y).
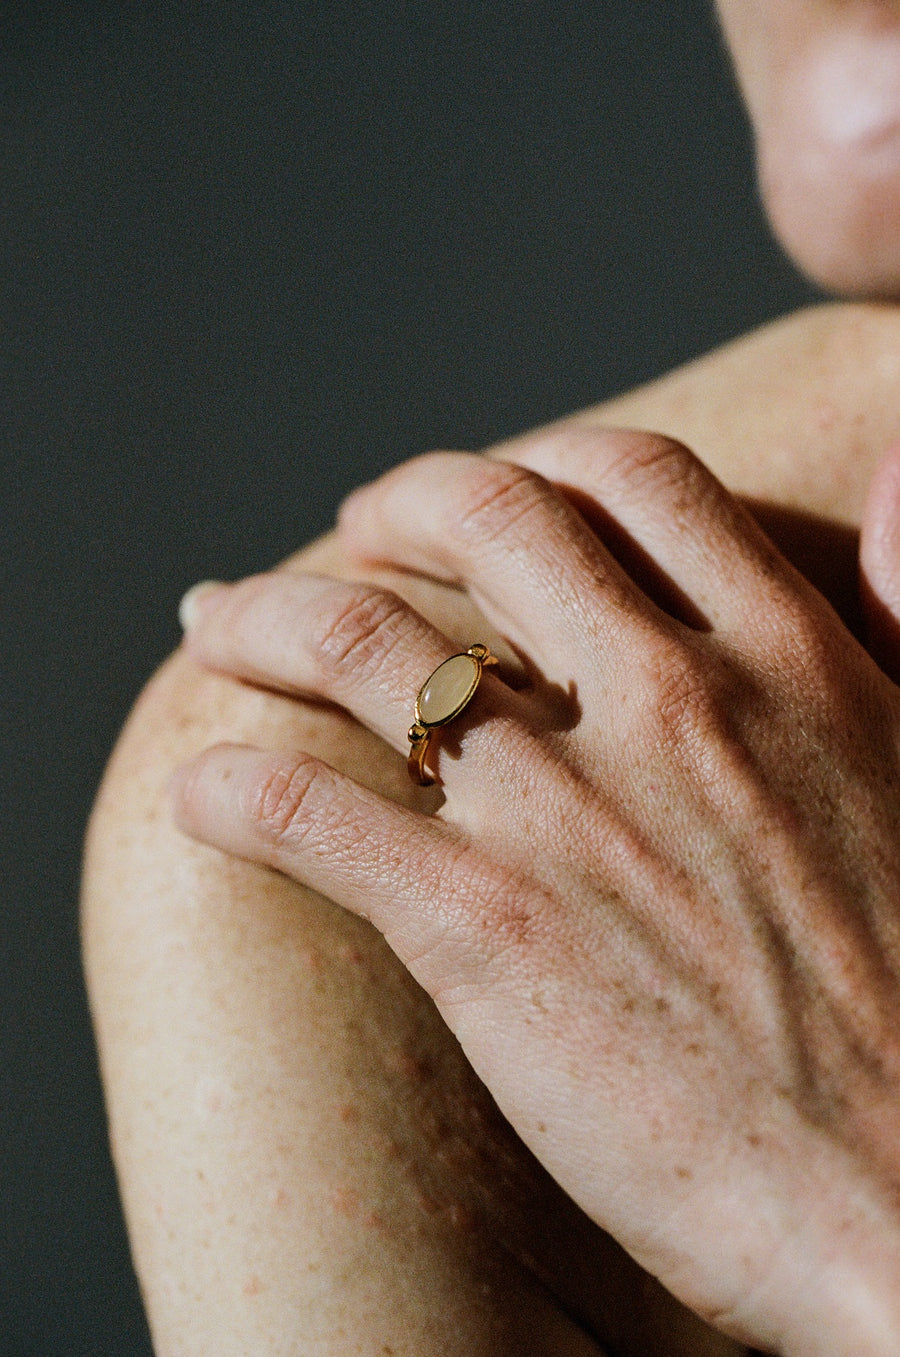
top-left (578, 301), bottom-right (900, 524)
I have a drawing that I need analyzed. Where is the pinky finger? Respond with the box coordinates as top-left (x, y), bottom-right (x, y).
top-left (172, 742), bottom-right (478, 979)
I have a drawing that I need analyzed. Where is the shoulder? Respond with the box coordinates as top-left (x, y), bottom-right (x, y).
top-left (579, 302), bottom-right (900, 524)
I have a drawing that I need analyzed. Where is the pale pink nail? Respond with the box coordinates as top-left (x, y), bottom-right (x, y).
top-left (178, 580), bottom-right (229, 631)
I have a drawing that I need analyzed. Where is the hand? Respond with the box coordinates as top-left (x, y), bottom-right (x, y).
top-left (173, 430), bottom-right (900, 1355)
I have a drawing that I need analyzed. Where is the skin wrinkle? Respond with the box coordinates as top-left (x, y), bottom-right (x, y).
top-left (289, 428), bottom-right (900, 1340)
top-left (447, 460), bottom-right (559, 551)
top-left (500, 429), bottom-right (798, 636)
top-left (310, 584), bottom-right (428, 693)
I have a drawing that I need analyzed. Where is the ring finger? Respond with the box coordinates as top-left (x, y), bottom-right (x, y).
top-left (181, 570), bottom-right (538, 790)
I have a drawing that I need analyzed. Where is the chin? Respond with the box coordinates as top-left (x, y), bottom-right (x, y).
top-left (752, 18), bottom-right (900, 298)
top-left (759, 139), bottom-right (900, 298)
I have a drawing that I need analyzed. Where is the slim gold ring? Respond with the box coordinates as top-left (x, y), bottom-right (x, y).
top-left (407, 643), bottom-right (498, 786)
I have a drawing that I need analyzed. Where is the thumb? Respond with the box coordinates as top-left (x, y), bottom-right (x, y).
top-left (860, 444), bottom-right (900, 683)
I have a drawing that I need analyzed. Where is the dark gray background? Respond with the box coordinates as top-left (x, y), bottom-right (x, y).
top-left (2, 2), bottom-right (817, 1352)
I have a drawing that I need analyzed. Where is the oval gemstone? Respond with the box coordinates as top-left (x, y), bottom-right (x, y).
top-left (416, 653), bottom-right (481, 727)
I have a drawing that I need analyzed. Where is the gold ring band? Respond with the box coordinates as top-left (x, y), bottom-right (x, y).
top-left (407, 643), bottom-right (498, 786)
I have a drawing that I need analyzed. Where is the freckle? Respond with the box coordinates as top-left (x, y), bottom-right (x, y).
top-left (222, 769), bottom-right (232, 783)
top-left (685, 1042), bottom-right (703, 1057)
top-left (340, 944), bottom-right (365, 966)
top-left (195, 1074), bottom-right (231, 1117)
top-left (814, 401), bottom-right (838, 431)
top-left (331, 1187), bottom-right (360, 1219)
top-left (383, 1048), bottom-right (431, 1082)
top-left (242, 1274), bottom-right (263, 1297)
top-left (537, 1122), bottom-right (547, 1134)
top-left (339, 1103), bottom-right (360, 1125)
top-left (271, 1187), bottom-right (292, 1210)
top-left (654, 997), bottom-right (670, 1014)
top-left (675, 1167), bottom-right (693, 1180)
top-left (622, 997), bottom-right (636, 1013)
top-left (366, 1131), bottom-right (402, 1160)
top-left (364, 1211), bottom-right (386, 1232)
top-left (746, 1133), bottom-right (762, 1148)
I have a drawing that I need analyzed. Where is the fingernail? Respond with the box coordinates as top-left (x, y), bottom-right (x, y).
top-left (178, 580), bottom-right (228, 631)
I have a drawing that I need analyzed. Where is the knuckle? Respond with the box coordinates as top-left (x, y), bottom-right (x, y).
top-left (249, 753), bottom-right (323, 849)
top-left (638, 638), bottom-right (729, 753)
top-left (446, 460), bottom-right (550, 543)
top-left (309, 582), bottom-right (410, 684)
top-left (606, 432), bottom-right (720, 520)
top-left (608, 430), bottom-right (692, 476)
top-left (755, 596), bottom-right (850, 715)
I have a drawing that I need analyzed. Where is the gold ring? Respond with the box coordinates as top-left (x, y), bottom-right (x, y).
top-left (407, 643), bottom-right (498, 786)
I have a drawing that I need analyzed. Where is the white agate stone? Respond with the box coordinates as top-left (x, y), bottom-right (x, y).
top-left (416, 653), bottom-right (481, 726)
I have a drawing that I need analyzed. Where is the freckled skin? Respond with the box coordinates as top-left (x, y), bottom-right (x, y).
top-left (83, 302), bottom-right (900, 1357)
top-left (330, 1187), bottom-right (361, 1220)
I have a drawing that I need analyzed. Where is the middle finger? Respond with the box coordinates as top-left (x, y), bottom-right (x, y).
top-left (337, 451), bottom-right (673, 689)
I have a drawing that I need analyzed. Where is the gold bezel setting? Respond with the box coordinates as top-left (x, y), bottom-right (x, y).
top-left (407, 644), bottom-right (496, 786)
